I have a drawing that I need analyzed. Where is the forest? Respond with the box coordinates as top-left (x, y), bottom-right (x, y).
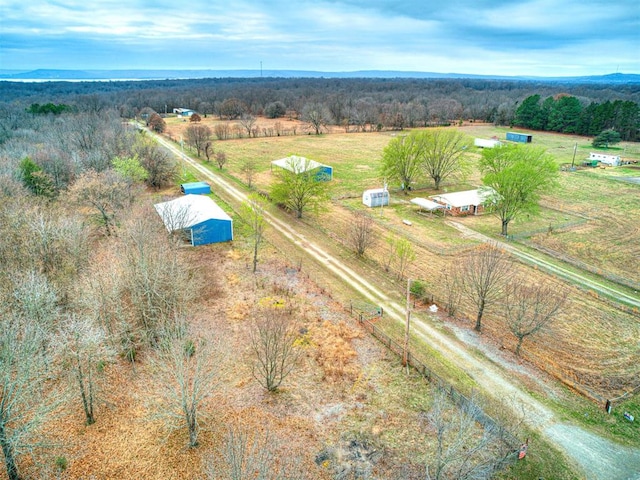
top-left (1, 76), bottom-right (639, 140)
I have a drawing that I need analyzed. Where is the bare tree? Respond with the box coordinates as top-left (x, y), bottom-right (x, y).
top-left (206, 424), bottom-right (308, 480)
top-left (0, 314), bottom-right (59, 480)
top-left (424, 390), bottom-right (518, 480)
top-left (440, 264), bottom-right (463, 318)
top-left (134, 137), bottom-right (177, 189)
top-left (214, 123), bottom-right (231, 140)
top-left (66, 169), bottom-right (129, 236)
top-left (12, 270), bottom-right (59, 371)
top-left (151, 323), bottom-right (220, 448)
top-left (239, 113), bottom-right (257, 138)
top-left (460, 243), bottom-right (513, 332)
top-left (302, 102), bottom-right (332, 135)
top-left (215, 151), bottom-right (228, 170)
top-left (121, 209), bottom-right (199, 345)
top-left (185, 124), bottom-right (212, 158)
top-left (58, 314), bottom-right (111, 425)
top-left (348, 211), bottom-right (375, 257)
top-left (241, 195), bottom-right (267, 273)
top-left (503, 279), bottom-right (566, 356)
top-left (250, 308), bottom-right (300, 392)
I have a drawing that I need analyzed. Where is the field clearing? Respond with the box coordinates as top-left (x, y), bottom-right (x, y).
top-left (160, 121), bottom-right (640, 400)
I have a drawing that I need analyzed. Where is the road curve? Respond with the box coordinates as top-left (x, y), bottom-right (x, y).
top-left (149, 130), bottom-right (639, 480)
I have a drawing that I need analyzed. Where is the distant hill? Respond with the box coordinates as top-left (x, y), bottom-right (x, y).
top-left (1, 69), bottom-right (639, 84)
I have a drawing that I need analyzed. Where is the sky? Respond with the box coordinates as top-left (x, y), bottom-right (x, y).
top-left (1, 0), bottom-right (639, 77)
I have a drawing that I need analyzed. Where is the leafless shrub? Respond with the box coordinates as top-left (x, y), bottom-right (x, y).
top-left (206, 424), bottom-right (308, 480)
top-left (250, 308), bottom-right (301, 392)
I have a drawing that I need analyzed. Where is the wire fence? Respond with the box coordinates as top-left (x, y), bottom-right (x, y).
top-left (349, 302), bottom-right (521, 453)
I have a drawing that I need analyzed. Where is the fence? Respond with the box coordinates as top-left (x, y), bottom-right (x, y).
top-left (349, 303), bottom-right (521, 453)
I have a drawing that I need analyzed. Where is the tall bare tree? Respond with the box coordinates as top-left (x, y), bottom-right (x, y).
top-left (424, 390), bottom-right (518, 480)
top-left (250, 308), bottom-right (300, 392)
top-left (348, 210), bottom-right (375, 257)
top-left (302, 102), bottom-right (332, 135)
top-left (503, 279), bottom-right (566, 356)
top-left (239, 114), bottom-right (257, 138)
top-left (121, 209), bottom-right (199, 345)
top-left (241, 195), bottom-right (267, 273)
top-left (460, 243), bottom-right (512, 332)
top-left (58, 314), bottom-right (111, 425)
top-left (152, 323), bottom-right (220, 448)
top-left (0, 314), bottom-right (59, 480)
top-left (67, 169), bottom-right (129, 236)
top-left (185, 124), bottom-right (212, 158)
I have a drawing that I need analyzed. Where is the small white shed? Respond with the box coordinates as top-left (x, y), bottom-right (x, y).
top-left (362, 188), bottom-right (389, 207)
top-left (474, 138), bottom-right (502, 148)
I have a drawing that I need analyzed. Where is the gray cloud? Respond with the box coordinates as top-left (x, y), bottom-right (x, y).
top-left (0, 0), bottom-right (638, 75)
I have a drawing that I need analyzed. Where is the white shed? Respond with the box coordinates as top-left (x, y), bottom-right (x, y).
top-left (474, 138), bottom-right (502, 148)
top-left (362, 188), bottom-right (389, 207)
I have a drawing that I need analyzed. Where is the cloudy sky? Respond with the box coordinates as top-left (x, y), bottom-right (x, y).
top-left (1, 0), bottom-right (638, 76)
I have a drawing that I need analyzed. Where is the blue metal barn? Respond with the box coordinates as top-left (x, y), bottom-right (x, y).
top-left (506, 132), bottom-right (533, 143)
top-left (154, 195), bottom-right (233, 246)
top-left (180, 181), bottom-right (211, 195)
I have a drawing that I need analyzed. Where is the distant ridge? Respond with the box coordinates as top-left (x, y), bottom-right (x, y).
top-left (1, 69), bottom-right (639, 84)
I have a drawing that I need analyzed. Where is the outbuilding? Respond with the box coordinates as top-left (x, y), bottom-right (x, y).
top-left (180, 181), bottom-right (211, 195)
top-left (271, 155), bottom-right (333, 181)
top-left (589, 152), bottom-right (621, 167)
top-left (154, 194), bottom-right (233, 246)
top-left (429, 188), bottom-right (494, 216)
top-left (474, 138), bottom-right (502, 148)
top-left (362, 188), bottom-right (389, 207)
top-left (506, 132), bottom-right (533, 143)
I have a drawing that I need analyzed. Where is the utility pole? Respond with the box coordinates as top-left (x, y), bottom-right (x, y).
top-left (403, 278), bottom-right (411, 372)
top-left (571, 142), bottom-right (577, 168)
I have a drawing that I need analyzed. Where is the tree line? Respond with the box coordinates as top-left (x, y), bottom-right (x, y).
top-left (2, 77), bottom-right (639, 137)
top-left (514, 94), bottom-right (639, 141)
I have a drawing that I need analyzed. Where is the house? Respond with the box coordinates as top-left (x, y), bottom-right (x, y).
top-left (506, 132), bottom-right (533, 143)
top-left (180, 181), bottom-right (211, 195)
top-left (589, 152), bottom-right (621, 167)
top-left (271, 155), bottom-right (333, 181)
top-left (429, 188), bottom-right (494, 216)
top-left (154, 195), bottom-right (233, 246)
top-left (410, 197), bottom-right (445, 214)
top-left (173, 108), bottom-right (195, 117)
top-left (362, 188), bottom-right (389, 207)
top-left (474, 138), bottom-right (502, 148)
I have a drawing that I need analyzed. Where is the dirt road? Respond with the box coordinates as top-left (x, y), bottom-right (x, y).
top-left (151, 130), bottom-right (640, 480)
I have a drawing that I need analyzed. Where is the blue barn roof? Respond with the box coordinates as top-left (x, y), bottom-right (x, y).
top-left (154, 195), bottom-right (233, 245)
top-left (181, 181), bottom-right (211, 195)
